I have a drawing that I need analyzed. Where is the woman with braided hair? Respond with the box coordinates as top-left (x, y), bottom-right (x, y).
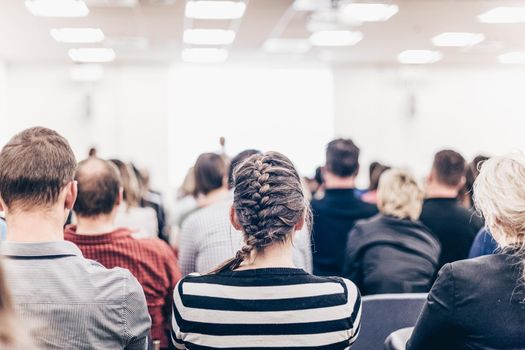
top-left (171, 151), bottom-right (362, 349)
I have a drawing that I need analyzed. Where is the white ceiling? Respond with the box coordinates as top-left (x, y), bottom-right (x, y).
top-left (1, 0), bottom-right (525, 66)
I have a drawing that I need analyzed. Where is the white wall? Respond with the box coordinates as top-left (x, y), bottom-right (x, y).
top-left (168, 65), bottom-right (334, 187)
top-left (3, 63), bottom-right (334, 192)
top-left (0, 61), bottom-right (7, 144)
top-left (7, 63), bottom-right (525, 192)
top-left (4, 64), bottom-right (171, 191)
top-left (334, 66), bottom-right (525, 185)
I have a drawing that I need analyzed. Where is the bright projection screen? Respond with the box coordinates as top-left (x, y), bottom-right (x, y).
top-left (168, 65), bottom-right (334, 187)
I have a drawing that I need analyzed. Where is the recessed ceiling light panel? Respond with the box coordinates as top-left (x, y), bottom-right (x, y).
top-left (398, 50), bottom-right (443, 64)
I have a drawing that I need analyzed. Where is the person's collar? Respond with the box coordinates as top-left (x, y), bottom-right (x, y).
top-left (324, 188), bottom-right (356, 196)
top-left (64, 225), bottom-right (132, 245)
top-left (0, 240), bottom-right (83, 258)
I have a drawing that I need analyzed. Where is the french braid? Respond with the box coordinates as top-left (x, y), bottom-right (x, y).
top-left (212, 151), bottom-right (309, 272)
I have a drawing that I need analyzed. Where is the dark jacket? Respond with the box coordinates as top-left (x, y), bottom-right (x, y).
top-left (343, 214), bottom-right (440, 295)
top-left (468, 228), bottom-right (498, 258)
top-left (311, 189), bottom-right (378, 276)
top-left (407, 253), bottom-right (525, 350)
top-left (420, 198), bottom-right (484, 269)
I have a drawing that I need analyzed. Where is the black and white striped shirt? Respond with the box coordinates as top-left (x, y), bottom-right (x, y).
top-left (172, 268), bottom-right (361, 349)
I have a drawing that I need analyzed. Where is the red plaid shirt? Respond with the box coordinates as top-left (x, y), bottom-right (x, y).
top-left (65, 225), bottom-right (181, 348)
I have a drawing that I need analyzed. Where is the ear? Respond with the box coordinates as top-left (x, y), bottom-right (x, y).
top-left (64, 180), bottom-right (77, 210)
top-left (229, 206), bottom-right (243, 231)
top-left (0, 197), bottom-right (4, 212)
top-left (294, 214), bottom-right (305, 232)
top-left (458, 175), bottom-right (466, 189)
top-left (115, 187), bottom-right (124, 206)
top-left (426, 171), bottom-right (433, 184)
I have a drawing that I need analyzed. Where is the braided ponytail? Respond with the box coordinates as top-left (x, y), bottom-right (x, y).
top-left (211, 152), bottom-right (310, 273)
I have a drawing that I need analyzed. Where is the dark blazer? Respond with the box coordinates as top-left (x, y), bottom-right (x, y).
top-left (343, 214), bottom-right (440, 295)
top-left (311, 189), bottom-right (378, 276)
top-left (420, 198), bottom-right (484, 269)
top-left (407, 253), bottom-right (525, 350)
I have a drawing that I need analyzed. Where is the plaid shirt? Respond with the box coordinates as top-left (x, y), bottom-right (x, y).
top-left (65, 225), bottom-right (181, 348)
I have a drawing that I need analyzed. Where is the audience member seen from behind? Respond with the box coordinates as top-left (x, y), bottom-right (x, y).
top-left (419, 150), bottom-right (483, 269)
top-left (0, 259), bottom-right (35, 349)
top-left (311, 139), bottom-right (378, 276)
top-left (469, 228), bottom-right (498, 258)
top-left (0, 127), bottom-right (150, 349)
top-left (408, 154), bottom-right (525, 350)
top-left (459, 155), bottom-right (490, 209)
top-left (361, 163), bottom-right (390, 205)
top-left (64, 158), bottom-right (181, 349)
top-left (178, 150), bottom-right (312, 275)
top-left (170, 166), bottom-right (197, 244)
top-left (177, 152), bottom-right (231, 274)
top-left (343, 169), bottom-right (440, 295)
top-left (111, 159), bottom-right (158, 238)
top-left (172, 152), bottom-right (361, 349)
top-left (134, 166), bottom-right (168, 241)
top-left (192, 152), bottom-right (230, 208)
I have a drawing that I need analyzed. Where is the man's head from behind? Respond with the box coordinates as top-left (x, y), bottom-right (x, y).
top-left (74, 158), bottom-right (122, 219)
top-left (323, 139), bottom-right (360, 189)
top-left (429, 149), bottom-right (466, 190)
top-left (0, 127), bottom-right (77, 215)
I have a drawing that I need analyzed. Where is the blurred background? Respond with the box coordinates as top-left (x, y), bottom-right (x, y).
top-left (1, 0), bottom-right (524, 192)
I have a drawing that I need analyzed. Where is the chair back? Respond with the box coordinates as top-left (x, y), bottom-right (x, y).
top-left (351, 293), bottom-right (426, 350)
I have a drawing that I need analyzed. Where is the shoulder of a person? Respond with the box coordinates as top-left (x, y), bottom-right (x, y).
top-left (354, 213), bottom-right (382, 228)
top-left (336, 277), bottom-right (361, 316)
top-left (308, 274), bottom-right (360, 298)
top-left (84, 258), bottom-right (140, 295)
top-left (449, 254), bottom-right (502, 277)
top-left (174, 273), bottom-right (205, 296)
top-left (137, 237), bottom-right (173, 253)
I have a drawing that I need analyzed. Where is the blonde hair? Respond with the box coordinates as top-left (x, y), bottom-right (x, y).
top-left (473, 153), bottom-right (525, 249)
top-left (377, 169), bottom-right (424, 221)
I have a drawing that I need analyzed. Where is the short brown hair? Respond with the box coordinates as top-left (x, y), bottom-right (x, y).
top-left (432, 149), bottom-right (466, 187)
top-left (326, 138), bottom-right (360, 177)
top-left (194, 153), bottom-right (226, 196)
top-left (0, 127), bottom-right (76, 210)
top-left (74, 158), bottom-right (122, 217)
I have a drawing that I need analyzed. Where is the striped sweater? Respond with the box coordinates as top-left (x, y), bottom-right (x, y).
top-left (172, 267), bottom-right (361, 349)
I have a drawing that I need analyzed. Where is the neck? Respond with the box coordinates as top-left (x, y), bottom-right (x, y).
top-left (6, 210), bottom-right (66, 243)
top-left (199, 186), bottom-right (229, 207)
top-left (324, 173), bottom-right (356, 190)
top-left (76, 213), bottom-right (116, 235)
top-left (426, 183), bottom-right (459, 199)
top-left (239, 241), bottom-right (295, 270)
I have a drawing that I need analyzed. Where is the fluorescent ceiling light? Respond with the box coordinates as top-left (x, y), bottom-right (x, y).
top-left (70, 64), bottom-right (104, 82)
top-left (339, 3), bottom-right (399, 22)
top-left (478, 7), bottom-right (525, 23)
top-left (84, 0), bottom-right (137, 6)
top-left (293, 0), bottom-right (332, 12)
top-left (182, 48), bottom-right (229, 63)
top-left (50, 28), bottom-right (104, 43)
top-left (432, 32), bottom-right (485, 47)
top-left (68, 48), bottom-right (116, 63)
top-left (309, 30), bottom-right (363, 47)
top-left (499, 52), bottom-right (525, 64)
top-left (263, 38), bottom-right (311, 54)
top-left (185, 1), bottom-right (246, 20)
top-left (398, 50), bottom-right (442, 64)
top-left (183, 29), bottom-right (236, 45)
top-left (25, 0), bottom-right (89, 17)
